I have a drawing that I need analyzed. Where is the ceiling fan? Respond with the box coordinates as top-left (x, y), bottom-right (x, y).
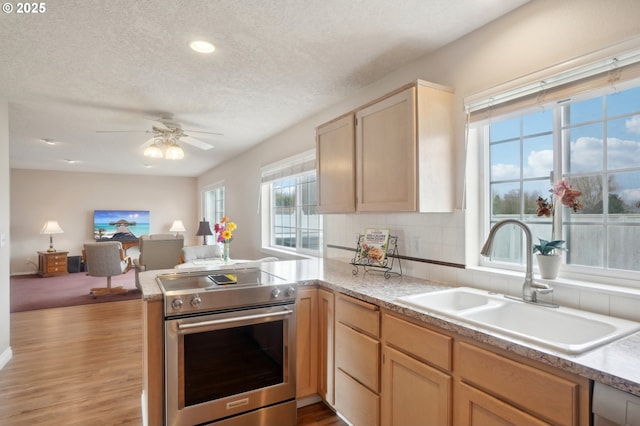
top-left (98, 114), bottom-right (222, 160)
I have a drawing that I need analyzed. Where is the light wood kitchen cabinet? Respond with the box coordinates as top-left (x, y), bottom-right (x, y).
top-left (454, 341), bottom-right (590, 426)
top-left (356, 81), bottom-right (454, 212)
top-left (317, 288), bottom-right (335, 406)
top-left (335, 293), bottom-right (381, 426)
top-left (296, 287), bottom-right (318, 399)
top-left (315, 80), bottom-right (454, 213)
top-left (381, 313), bottom-right (453, 426)
top-left (316, 114), bottom-right (356, 213)
top-left (142, 298), bottom-right (164, 426)
top-left (380, 309), bottom-right (589, 426)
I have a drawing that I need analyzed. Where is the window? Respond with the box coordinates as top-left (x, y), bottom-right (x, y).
top-left (202, 183), bottom-right (225, 226)
top-left (261, 151), bottom-right (322, 256)
top-left (477, 81), bottom-right (640, 279)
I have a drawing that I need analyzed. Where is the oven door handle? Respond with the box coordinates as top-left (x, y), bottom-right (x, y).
top-left (177, 307), bottom-right (293, 330)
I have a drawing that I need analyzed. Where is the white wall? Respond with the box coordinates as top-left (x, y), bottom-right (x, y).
top-left (10, 169), bottom-right (198, 275)
top-left (197, 0), bottom-right (640, 320)
top-left (0, 98), bottom-right (11, 368)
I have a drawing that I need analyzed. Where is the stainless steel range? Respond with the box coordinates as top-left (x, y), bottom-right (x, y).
top-left (157, 268), bottom-right (298, 426)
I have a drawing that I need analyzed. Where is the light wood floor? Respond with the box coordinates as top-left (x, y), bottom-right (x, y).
top-left (0, 300), bottom-right (344, 426)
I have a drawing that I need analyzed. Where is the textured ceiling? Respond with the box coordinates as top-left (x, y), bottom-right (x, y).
top-left (1, 0), bottom-right (528, 177)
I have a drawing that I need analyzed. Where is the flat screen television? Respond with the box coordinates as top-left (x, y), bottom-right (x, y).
top-left (93, 209), bottom-right (150, 241)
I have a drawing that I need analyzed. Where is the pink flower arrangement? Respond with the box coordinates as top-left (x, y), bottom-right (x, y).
top-left (213, 216), bottom-right (237, 243)
top-left (536, 178), bottom-right (583, 217)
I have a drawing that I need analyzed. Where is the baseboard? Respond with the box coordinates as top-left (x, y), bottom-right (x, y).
top-left (296, 394), bottom-right (321, 408)
top-left (0, 346), bottom-right (13, 370)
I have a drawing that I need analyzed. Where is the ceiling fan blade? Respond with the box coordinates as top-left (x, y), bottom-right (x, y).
top-left (96, 130), bottom-right (149, 133)
top-left (181, 136), bottom-right (214, 150)
top-left (183, 129), bottom-right (224, 136)
top-left (139, 137), bottom-right (157, 148)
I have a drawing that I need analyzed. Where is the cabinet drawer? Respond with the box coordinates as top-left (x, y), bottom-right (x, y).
top-left (47, 257), bottom-right (66, 266)
top-left (336, 293), bottom-right (379, 338)
top-left (335, 321), bottom-right (380, 392)
top-left (457, 342), bottom-right (579, 425)
top-left (383, 313), bottom-right (452, 371)
top-left (336, 368), bottom-right (379, 426)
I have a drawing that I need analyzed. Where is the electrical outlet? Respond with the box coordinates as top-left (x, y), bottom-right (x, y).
top-left (412, 236), bottom-right (421, 255)
top-left (26, 257), bottom-right (31, 264)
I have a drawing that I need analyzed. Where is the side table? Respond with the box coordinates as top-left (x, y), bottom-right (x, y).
top-left (38, 251), bottom-right (69, 277)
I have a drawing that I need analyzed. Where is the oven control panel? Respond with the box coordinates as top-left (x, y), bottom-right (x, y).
top-left (164, 284), bottom-right (298, 317)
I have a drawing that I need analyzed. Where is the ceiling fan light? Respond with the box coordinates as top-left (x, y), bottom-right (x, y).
top-left (165, 143), bottom-right (184, 160)
top-left (144, 144), bottom-right (163, 158)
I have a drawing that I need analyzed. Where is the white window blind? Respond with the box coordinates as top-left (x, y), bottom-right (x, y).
top-left (261, 150), bottom-right (316, 183)
top-left (465, 40), bottom-right (640, 122)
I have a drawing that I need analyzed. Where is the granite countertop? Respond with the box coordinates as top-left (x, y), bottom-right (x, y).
top-left (138, 257), bottom-right (640, 397)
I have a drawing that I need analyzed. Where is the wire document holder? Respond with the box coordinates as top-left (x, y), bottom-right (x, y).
top-left (350, 234), bottom-right (402, 278)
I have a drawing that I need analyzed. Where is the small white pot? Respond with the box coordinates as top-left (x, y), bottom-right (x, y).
top-left (536, 254), bottom-right (561, 279)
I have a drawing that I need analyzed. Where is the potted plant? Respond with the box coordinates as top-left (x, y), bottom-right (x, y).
top-left (535, 179), bottom-right (583, 279)
top-left (533, 238), bottom-right (566, 279)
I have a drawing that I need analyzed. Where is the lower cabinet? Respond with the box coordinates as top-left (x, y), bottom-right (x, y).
top-left (318, 288), bottom-right (335, 406)
top-left (454, 341), bottom-right (590, 426)
top-left (296, 287), bottom-right (318, 399)
top-left (381, 310), bottom-right (590, 426)
top-left (335, 293), bottom-right (380, 426)
top-left (382, 345), bottom-right (452, 426)
top-left (381, 312), bottom-right (453, 426)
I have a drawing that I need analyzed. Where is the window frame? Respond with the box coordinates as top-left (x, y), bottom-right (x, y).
top-left (475, 79), bottom-right (640, 285)
top-left (201, 181), bottom-right (225, 230)
top-left (260, 151), bottom-right (322, 257)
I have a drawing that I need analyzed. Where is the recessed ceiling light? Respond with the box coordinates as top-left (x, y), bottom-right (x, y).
top-left (189, 40), bottom-right (215, 54)
top-left (41, 138), bottom-right (56, 145)
top-left (143, 164), bottom-right (153, 169)
top-left (64, 159), bottom-right (77, 164)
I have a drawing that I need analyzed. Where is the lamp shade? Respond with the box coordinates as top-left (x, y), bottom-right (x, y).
top-left (40, 220), bottom-right (63, 252)
top-left (195, 219), bottom-right (213, 236)
top-left (170, 220), bottom-right (186, 233)
top-left (40, 220), bottom-right (64, 235)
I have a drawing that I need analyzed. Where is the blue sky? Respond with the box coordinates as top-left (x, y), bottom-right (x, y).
top-left (489, 85), bottom-right (640, 206)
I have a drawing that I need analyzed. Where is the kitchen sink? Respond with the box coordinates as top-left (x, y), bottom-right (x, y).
top-left (397, 287), bottom-right (640, 354)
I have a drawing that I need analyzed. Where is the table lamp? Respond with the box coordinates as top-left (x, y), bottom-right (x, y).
top-left (170, 220), bottom-right (186, 236)
top-left (40, 220), bottom-right (64, 252)
top-left (196, 219), bottom-right (213, 245)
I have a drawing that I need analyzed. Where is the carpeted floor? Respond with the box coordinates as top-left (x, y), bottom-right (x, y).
top-left (10, 269), bottom-right (141, 312)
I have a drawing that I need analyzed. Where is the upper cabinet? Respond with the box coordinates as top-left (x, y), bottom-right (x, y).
top-left (316, 80), bottom-right (454, 213)
top-left (316, 114), bottom-right (356, 213)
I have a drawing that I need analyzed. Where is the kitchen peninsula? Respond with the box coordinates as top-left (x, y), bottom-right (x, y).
top-left (139, 258), bottom-right (640, 425)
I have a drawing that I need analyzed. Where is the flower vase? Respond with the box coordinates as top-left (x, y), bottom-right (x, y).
top-left (223, 242), bottom-right (230, 263)
top-left (537, 254), bottom-right (561, 279)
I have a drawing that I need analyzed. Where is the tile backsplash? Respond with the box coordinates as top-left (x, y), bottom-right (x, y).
top-left (324, 211), bottom-right (640, 322)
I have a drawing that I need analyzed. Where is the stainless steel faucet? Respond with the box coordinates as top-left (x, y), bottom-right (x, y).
top-left (480, 219), bottom-right (558, 307)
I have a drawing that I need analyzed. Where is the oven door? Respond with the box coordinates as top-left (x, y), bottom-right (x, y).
top-left (165, 303), bottom-right (297, 426)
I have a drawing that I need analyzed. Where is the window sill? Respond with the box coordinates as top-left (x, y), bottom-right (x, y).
top-left (260, 246), bottom-right (319, 261)
top-left (467, 265), bottom-right (640, 298)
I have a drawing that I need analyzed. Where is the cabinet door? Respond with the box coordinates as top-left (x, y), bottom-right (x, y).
top-left (381, 345), bottom-right (452, 426)
top-left (316, 114), bottom-right (356, 213)
top-left (296, 288), bottom-right (318, 398)
top-left (455, 382), bottom-right (550, 426)
top-left (356, 88), bottom-right (417, 212)
top-left (318, 288), bottom-right (335, 406)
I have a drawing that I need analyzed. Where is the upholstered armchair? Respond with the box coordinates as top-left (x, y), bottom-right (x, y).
top-left (82, 241), bottom-right (132, 297)
top-left (133, 234), bottom-right (184, 289)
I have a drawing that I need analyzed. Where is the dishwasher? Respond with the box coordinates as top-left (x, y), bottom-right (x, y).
top-left (593, 382), bottom-right (640, 426)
